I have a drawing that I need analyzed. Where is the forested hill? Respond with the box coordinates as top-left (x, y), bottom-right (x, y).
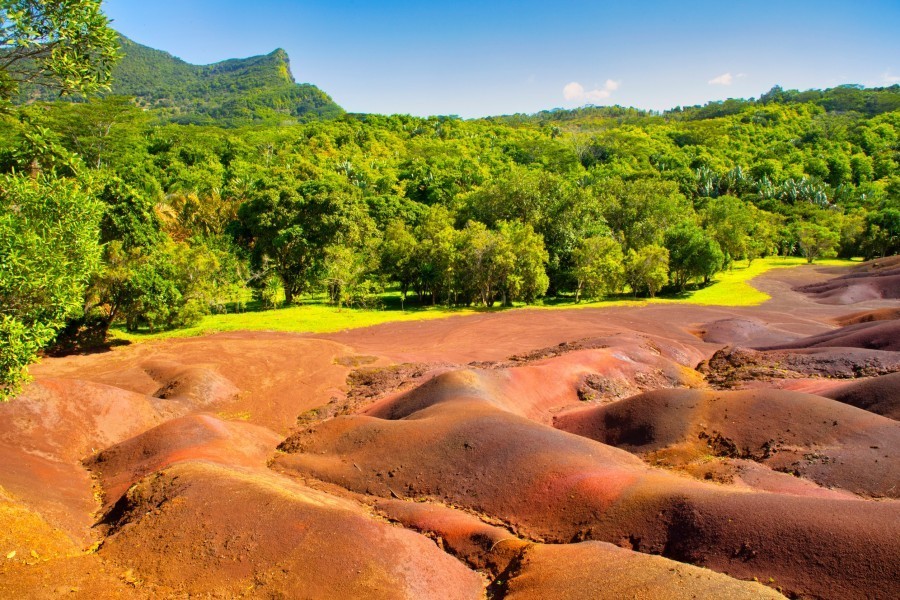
top-left (489, 84), bottom-right (900, 127)
top-left (18, 35), bottom-right (344, 126)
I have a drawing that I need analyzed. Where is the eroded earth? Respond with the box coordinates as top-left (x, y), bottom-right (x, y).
top-left (2, 258), bottom-right (900, 599)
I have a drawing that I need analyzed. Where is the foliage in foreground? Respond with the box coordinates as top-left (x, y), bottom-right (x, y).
top-left (0, 175), bottom-right (102, 398)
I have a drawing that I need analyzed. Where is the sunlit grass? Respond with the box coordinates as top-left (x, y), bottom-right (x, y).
top-left (111, 256), bottom-right (858, 343)
top-left (674, 256), bottom-right (853, 306)
top-left (110, 298), bottom-right (485, 342)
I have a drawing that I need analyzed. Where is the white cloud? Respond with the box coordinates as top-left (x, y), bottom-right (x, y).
top-left (708, 72), bottom-right (734, 86)
top-left (563, 79), bottom-right (621, 103)
top-left (883, 71), bottom-right (900, 84)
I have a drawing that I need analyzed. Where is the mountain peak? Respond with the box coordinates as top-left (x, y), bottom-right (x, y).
top-left (102, 35), bottom-right (341, 125)
top-left (267, 47), bottom-right (294, 84)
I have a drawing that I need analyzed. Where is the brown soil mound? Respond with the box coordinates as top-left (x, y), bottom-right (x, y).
top-left (85, 414), bottom-right (282, 506)
top-left (844, 255), bottom-right (900, 274)
top-left (0, 379), bottom-right (165, 543)
top-left (676, 457), bottom-right (858, 499)
top-left (835, 307), bottom-right (900, 326)
top-left (274, 390), bottom-right (900, 599)
top-left (141, 359), bottom-right (240, 407)
top-left (756, 319), bottom-right (900, 352)
top-left (99, 462), bottom-right (484, 599)
top-left (797, 257), bottom-right (900, 305)
top-left (31, 332), bottom-right (353, 434)
top-left (823, 372), bottom-right (900, 420)
top-left (701, 345), bottom-right (900, 387)
top-left (376, 499), bottom-right (528, 576)
top-left (503, 541), bottom-right (786, 600)
top-left (0, 554), bottom-right (149, 600)
top-left (363, 343), bottom-right (703, 425)
top-left (695, 317), bottom-right (797, 346)
top-left (5, 261), bottom-right (898, 599)
top-left (376, 500), bottom-right (785, 599)
top-left (554, 388), bottom-right (900, 497)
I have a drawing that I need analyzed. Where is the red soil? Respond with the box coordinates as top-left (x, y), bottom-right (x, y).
top-left (796, 256), bottom-right (900, 304)
top-left (757, 319), bottom-right (900, 351)
top-left (274, 393), bottom-right (900, 599)
top-left (85, 414), bottom-right (282, 507)
top-left (2, 262), bottom-right (898, 599)
top-left (835, 306), bottom-right (900, 325)
top-left (823, 372), bottom-right (900, 420)
top-left (376, 500), bottom-right (785, 599)
top-left (98, 462), bottom-right (484, 599)
top-left (695, 317), bottom-right (799, 346)
top-left (554, 388), bottom-right (900, 498)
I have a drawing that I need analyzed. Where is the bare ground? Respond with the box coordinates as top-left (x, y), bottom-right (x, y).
top-left (2, 260), bottom-right (899, 599)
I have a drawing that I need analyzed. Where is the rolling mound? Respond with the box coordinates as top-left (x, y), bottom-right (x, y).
top-left (554, 388), bottom-right (900, 497)
top-left (30, 333), bottom-right (353, 433)
top-left (701, 345), bottom-right (900, 387)
top-left (835, 306), bottom-right (900, 325)
top-left (822, 372), bottom-right (900, 419)
top-left (4, 261), bottom-right (900, 599)
top-left (797, 256), bottom-right (900, 304)
top-left (694, 317), bottom-right (798, 346)
top-left (275, 387), bottom-right (900, 599)
top-left (756, 319), bottom-right (900, 352)
top-left (98, 462), bottom-right (483, 599)
top-left (362, 337), bottom-right (704, 425)
top-left (376, 499), bottom-right (786, 599)
top-left (85, 414), bottom-right (282, 506)
top-left (502, 541), bottom-right (787, 600)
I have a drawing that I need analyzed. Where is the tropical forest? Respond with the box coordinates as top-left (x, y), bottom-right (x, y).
top-left (2, 2), bottom-right (899, 599)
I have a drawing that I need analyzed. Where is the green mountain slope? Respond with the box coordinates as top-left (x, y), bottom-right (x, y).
top-left (112, 36), bottom-right (343, 125)
top-left (20, 35), bottom-right (343, 126)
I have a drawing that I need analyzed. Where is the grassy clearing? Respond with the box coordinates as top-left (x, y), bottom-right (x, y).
top-left (110, 299), bottom-right (485, 342)
top-left (111, 256), bottom-right (857, 343)
top-left (555, 256), bottom-right (856, 310)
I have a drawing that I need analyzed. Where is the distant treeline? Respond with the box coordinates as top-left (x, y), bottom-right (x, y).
top-left (2, 84), bottom-right (898, 347)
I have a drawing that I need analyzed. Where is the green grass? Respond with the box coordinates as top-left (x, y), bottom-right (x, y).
top-left (110, 298), bottom-right (486, 343)
top-left (539, 256), bottom-right (856, 310)
top-left (111, 256), bottom-right (858, 344)
top-left (675, 257), bottom-right (853, 306)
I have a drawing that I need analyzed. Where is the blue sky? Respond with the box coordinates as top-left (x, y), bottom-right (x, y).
top-left (103, 0), bottom-right (900, 118)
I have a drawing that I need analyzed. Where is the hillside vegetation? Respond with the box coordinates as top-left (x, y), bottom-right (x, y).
top-left (17, 35), bottom-right (344, 126)
top-left (2, 34), bottom-right (898, 395)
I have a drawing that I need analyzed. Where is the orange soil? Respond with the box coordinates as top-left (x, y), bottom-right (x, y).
top-left (2, 260), bottom-right (899, 599)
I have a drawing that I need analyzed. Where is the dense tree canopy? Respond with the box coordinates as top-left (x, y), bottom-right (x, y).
top-left (1, 24), bottom-right (899, 399)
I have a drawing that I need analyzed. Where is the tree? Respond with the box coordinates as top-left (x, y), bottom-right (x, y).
top-left (702, 195), bottom-right (753, 267)
top-left (860, 208), bottom-right (899, 259)
top-left (0, 0), bottom-right (119, 101)
top-left (379, 219), bottom-right (418, 305)
top-left (496, 220), bottom-right (549, 305)
top-left (236, 178), bottom-right (369, 304)
top-left (44, 96), bottom-right (148, 169)
top-left (452, 220), bottom-right (548, 307)
top-left (665, 223), bottom-right (724, 290)
top-left (412, 205), bottom-right (458, 305)
top-left (745, 208), bottom-right (780, 265)
top-left (797, 223), bottom-right (840, 263)
top-left (323, 238), bottom-right (381, 309)
top-left (572, 236), bottom-right (624, 302)
top-left (0, 174), bottom-right (101, 399)
top-left (625, 245), bottom-right (669, 298)
top-left (598, 178), bottom-right (692, 251)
